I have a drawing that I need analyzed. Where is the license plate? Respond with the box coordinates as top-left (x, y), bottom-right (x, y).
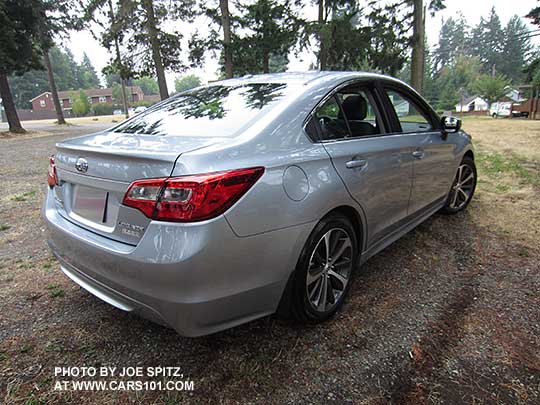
top-left (72, 185), bottom-right (108, 224)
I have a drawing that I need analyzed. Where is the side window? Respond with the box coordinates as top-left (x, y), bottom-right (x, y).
top-left (386, 90), bottom-right (433, 133)
top-left (313, 96), bottom-right (350, 140)
top-left (336, 90), bottom-right (381, 137)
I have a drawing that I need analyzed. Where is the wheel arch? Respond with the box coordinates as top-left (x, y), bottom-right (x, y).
top-left (275, 204), bottom-right (365, 318)
top-left (463, 149), bottom-right (474, 161)
top-left (322, 205), bottom-right (365, 254)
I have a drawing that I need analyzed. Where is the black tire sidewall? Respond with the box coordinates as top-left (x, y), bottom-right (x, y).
top-left (291, 214), bottom-right (358, 323)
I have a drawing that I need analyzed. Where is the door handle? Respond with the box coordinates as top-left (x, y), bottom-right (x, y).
top-left (346, 159), bottom-right (368, 169)
top-left (412, 150), bottom-right (425, 159)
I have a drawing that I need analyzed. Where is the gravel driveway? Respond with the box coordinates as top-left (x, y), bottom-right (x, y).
top-left (1, 119), bottom-right (539, 404)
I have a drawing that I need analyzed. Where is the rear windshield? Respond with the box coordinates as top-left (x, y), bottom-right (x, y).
top-left (113, 83), bottom-right (297, 137)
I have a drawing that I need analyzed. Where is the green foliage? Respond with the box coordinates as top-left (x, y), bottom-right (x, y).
top-left (235, 0), bottom-right (299, 74)
top-left (111, 83), bottom-right (125, 105)
top-left (133, 100), bottom-right (153, 107)
top-left (526, 3), bottom-right (540, 26)
top-left (473, 74), bottom-right (510, 104)
top-left (433, 14), bottom-right (468, 70)
top-left (432, 9), bottom-right (532, 85)
top-left (133, 76), bottom-right (159, 95)
top-left (525, 2), bottom-right (540, 86)
top-left (499, 16), bottom-right (532, 83)
top-left (190, 0), bottom-right (301, 76)
top-left (104, 73), bottom-right (133, 88)
top-left (86, 0), bottom-right (195, 81)
top-left (77, 53), bottom-right (101, 89)
top-left (0, 0), bottom-right (44, 75)
top-left (364, 2), bottom-right (410, 75)
top-left (92, 102), bottom-right (114, 116)
top-left (174, 74), bottom-right (201, 93)
top-left (71, 90), bottom-right (91, 116)
top-left (8, 46), bottom-right (101, 108)
top-left (426, 56), bottom-right (481, 110)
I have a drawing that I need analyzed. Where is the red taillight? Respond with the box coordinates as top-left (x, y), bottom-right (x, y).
top-left (122, 167), bottom-right (264, 222)
top-left (47, 155), bottom-right (57, 187)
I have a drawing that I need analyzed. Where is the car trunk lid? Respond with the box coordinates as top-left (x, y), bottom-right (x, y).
top-left (52, 131), bottom-right (222, 244)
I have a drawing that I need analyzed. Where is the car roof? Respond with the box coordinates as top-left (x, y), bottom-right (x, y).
top-left (209, 71), bottom-right (405, 88)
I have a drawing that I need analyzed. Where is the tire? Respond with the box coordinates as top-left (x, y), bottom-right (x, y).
top-left (290, 214), bottom-right (358, 323)
top-left (441, 156), bottom-right (477, 215)
top-left (492, 113), bottom-right (497, 118)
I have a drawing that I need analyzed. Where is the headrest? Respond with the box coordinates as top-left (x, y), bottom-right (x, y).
top-left (339, 95), bottom-right (368, 121)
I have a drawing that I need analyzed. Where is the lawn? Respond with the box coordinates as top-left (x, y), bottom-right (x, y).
top-left (0, 117), bottom-right (539, 404)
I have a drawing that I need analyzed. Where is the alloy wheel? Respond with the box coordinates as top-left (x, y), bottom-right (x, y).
top-left (306, 228), bottom-right (353, 313)
top-left (449, 163), bottom-right (475, 210)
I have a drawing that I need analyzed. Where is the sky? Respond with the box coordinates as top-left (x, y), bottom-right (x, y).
top-left (65, 0), bottom-right (540, 89)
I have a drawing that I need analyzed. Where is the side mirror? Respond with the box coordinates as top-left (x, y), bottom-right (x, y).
top-left (441, 116), bottom-right (461, 137)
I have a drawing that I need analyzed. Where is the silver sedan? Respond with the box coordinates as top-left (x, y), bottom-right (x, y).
top-left (43, 72), bottom-right (476, 336)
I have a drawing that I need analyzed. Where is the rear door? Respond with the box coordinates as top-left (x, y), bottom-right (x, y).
top-left (309, 81), bottom-right (415, 248)
top-left (380, 84), bottom-right (455, 216)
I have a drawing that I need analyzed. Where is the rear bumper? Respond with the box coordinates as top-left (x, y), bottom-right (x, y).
top-left (43, 189), bottom-right (313, 337)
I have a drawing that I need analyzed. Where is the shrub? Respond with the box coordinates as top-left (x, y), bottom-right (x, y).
top-left (92, 102), bottom-right (114, 116)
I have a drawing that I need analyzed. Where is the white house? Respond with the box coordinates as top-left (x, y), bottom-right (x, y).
top-left (455, 96), bottom-right (489, 113)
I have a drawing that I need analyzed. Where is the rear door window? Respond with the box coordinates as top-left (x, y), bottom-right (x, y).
top-left (335, 89), bottom-right (381, 137)
top-left (309, 87), bottom-right (384, 141)
top-left (312, 96), bottom-right (351, 140)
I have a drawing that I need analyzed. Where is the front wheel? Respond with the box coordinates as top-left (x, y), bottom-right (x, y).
top-left (441, 156), bottom-right (477, 214)
top-left (290, 214), bottom-right (358, 323)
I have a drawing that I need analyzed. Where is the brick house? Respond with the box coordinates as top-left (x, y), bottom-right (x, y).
top-left (29, 86), bottom-right (144, 112)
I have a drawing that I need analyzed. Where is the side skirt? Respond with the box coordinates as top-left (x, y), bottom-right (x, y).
top-left (359, 197), bottom-right (446, 265)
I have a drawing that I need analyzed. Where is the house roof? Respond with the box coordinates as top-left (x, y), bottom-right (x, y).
top-left (29, 92), bottom-right (51, 102)
top-left (456, 95), bottom-right (486, 107)
top-left (29, 86), bottom-right (144, 102)
top-left (57, 86), bottom-right (143, 99)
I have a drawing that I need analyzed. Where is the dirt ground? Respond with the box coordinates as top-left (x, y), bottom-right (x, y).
top-left (0, 118), bottom-right (539, 404)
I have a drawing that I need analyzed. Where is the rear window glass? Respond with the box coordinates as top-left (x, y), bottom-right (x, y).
top-left (113, 83), bottom-right (297, 137)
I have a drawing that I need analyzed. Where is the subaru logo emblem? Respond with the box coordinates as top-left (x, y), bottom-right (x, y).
top-left (75, 157), bottom-right (88, 173)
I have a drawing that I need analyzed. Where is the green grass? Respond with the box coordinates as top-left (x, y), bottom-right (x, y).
top-left (20, 343), bottom-right (33, 354)
top-left (477, 151), bottom-right (540, 187)
top-left (46, 284), bottom-right (65, 298)
top-left (0, 224), bottom-right (10, 231)
top-left (11, 190), bottom-right (36, 202)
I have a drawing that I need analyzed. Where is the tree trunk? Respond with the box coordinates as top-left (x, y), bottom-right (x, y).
top-left (44, 50), bottom-right (66, 125)
top-left (108, 0), bottom-right (129, 119)
top-left (318, 0), bottom-right (327, 70)
top-left (0, 74), bottom-right (25, 133)
top-left (121, 80), bottom-right (129, 119)
top-left (142, 0), bottom-right (168, 99)
top-left (220, 0), bottom-right (233, 78)
top-left (263, 51), bottom-right (269, 74)
top-left (410, 0), bottom-right (425, 93)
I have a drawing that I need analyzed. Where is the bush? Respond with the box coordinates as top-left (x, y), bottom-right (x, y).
top-left (71, 90), bottom-right (91, 117)
top-left (92, 103), bottom-right (114, 116)
top-left (133, 100), bottom-right (153, 108)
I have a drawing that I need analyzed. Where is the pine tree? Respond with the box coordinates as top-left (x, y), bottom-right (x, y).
top-left (469, 7), bottom-right (504, 75)
top-left (434, 15), bottom-right (468, 71)
top-left (235, 0), bottom-right (300, 74)
top-left (0, 0), bottom-right (45, 133)
top-left (77, 53), bottom-right (101, 89)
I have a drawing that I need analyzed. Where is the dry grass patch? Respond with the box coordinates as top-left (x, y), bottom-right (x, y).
top-left (461, 118), bottom-right (540, 248)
